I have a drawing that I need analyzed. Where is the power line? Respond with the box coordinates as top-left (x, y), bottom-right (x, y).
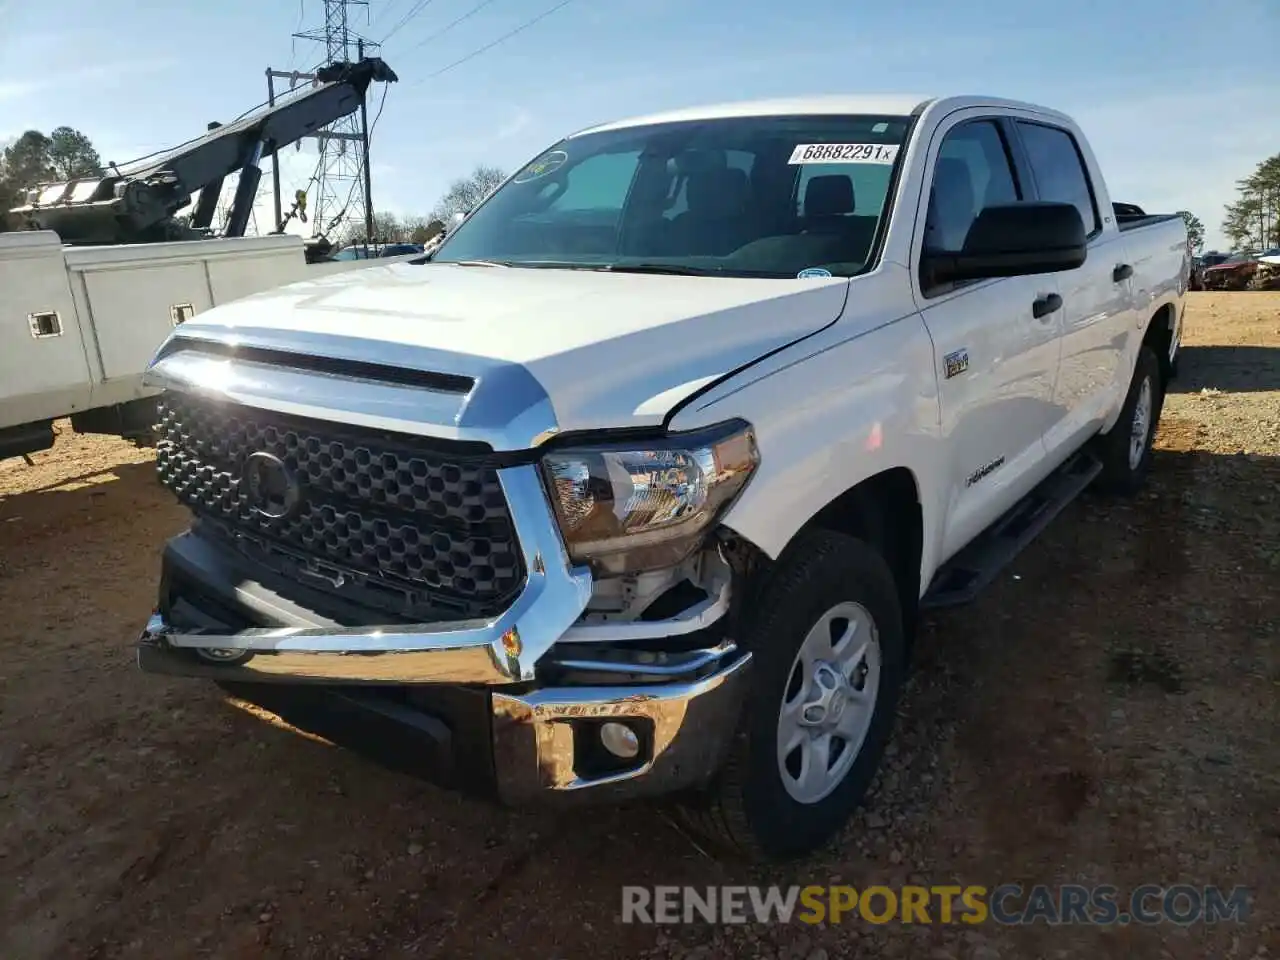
top-left (369, 79), bottom-right (391, 136)
top-left (368, 0), bottom-right (405, 31)
top-left (379, 0), bottom-right (439, 44)
top-left (286, 0), bottom-right (312, 70)
top-left (108, 91), bottom-right (275, 173)
top-left (400, 0), bottom-right (499, 54)
top-left (419, 0), bottom-right (573, 82)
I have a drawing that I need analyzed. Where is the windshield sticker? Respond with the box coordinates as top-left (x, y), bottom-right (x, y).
top-left (797, 267), bottom-right (833, 279)
top-left (514, 150), bottom-right (568, 183)
top-left (788, 143), bottom-right (900, 165)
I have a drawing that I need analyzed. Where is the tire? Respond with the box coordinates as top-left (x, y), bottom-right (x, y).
top-left (1094, 344), bottom-right (1164, 496)
top-left (678, 529), bottom-right (906, 861)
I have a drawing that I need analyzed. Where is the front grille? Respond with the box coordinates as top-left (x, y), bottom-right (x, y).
top-left (155, 392), bottom-right (525, 620)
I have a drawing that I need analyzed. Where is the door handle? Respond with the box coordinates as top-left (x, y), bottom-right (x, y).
top-left (1113, 263), bottom-right (1134, 282)
top-left (1032, 293), bottom-right (1063, 319)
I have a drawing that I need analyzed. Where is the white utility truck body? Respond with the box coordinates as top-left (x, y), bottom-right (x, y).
top-left (0, 231), bottom-right (419, 458)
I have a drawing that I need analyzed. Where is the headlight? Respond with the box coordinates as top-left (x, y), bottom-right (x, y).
top-left (541, 419), bottom-right (759, 576)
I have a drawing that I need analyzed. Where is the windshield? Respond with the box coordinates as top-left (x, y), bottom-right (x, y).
top-left (430, 114), bottom-right (913, 278)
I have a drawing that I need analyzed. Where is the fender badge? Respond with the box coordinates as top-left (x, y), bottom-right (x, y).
top-left (944, 349), bottom-right (969, 379)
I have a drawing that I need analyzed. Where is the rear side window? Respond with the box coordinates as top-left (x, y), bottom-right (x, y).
top-left (1014, 122), bottom-right (1100, 235)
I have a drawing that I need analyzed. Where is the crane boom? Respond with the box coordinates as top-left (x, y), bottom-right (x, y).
top-left (10, 58), bottom-right (397, 245)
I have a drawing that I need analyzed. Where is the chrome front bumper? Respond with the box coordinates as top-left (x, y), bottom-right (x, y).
top-left (136, 461), bottom-right (749, 801)
top-left (492, 652), bottom-right (751, 803)
top-left (138, 464), bottom-right (593, 685)
top-left (208, 645), bottom-right (751, 804)
top-left (137, 464), bottom-right (734, 685)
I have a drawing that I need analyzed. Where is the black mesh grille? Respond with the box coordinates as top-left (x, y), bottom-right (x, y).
top-left (155, 392), bottom-right (525, 620)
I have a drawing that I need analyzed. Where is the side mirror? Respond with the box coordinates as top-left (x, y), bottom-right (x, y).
top-left (925, 201), bottom-right (1087, 285)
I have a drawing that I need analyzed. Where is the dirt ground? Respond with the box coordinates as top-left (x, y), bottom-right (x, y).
top-left (1, 293), bottom-right (1277, 960)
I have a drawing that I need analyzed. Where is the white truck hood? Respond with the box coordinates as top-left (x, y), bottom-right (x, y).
top-left (154, 261), bottom-right (849, 448)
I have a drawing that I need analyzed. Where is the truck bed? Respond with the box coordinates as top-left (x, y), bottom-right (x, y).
top-left (1112, 202), bottom-right (1182, 234)
top-left (1117, 213), bottom-right (1182, 233)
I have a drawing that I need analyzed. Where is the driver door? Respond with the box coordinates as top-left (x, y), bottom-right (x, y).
top-left (912, 114), bottom-right (1065, 560)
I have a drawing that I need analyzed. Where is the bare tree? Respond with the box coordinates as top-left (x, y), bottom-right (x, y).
top-left (369, 211), bottom-right (405, 241)
top-left (430, 165), bottom-right (506, 222)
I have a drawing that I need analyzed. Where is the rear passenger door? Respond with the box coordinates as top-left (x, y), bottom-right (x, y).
top-left (1010, 120), bottom-right (1132, 459)
top-left (911, 114), bottom-right (1065, 561)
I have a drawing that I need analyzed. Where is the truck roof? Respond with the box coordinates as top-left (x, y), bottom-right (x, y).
top-left (571, 94), bottom-right (1075, 137)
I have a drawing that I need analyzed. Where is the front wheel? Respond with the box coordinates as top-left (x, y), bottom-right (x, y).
top-left (679, 530), bottom-right (906, 861)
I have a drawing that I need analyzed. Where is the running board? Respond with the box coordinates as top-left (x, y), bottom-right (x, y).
top-left (922, 450), bottom-right (1102, 609)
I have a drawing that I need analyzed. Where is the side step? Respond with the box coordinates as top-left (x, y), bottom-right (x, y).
top-left (921, 450), bottom-right (1102, 609)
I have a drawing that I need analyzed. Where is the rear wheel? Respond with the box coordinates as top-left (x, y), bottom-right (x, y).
top-left (679, 530), bottom-right (905, 861)
top-left (1094, 345), bottom-right (1163, 496)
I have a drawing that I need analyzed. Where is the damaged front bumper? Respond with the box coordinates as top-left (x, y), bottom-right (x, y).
top-left (136, 464), bottom-right (751, 803)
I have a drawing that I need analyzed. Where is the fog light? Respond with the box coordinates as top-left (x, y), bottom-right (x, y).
top-left (599, 721), bottom-right (640, 759)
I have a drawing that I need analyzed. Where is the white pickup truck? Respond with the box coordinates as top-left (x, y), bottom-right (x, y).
top-left (135, 94), bottom-right (1188, 860)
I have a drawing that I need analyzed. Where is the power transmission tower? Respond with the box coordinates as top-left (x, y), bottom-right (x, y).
top-left (288, 0), bottom-right (379, 242)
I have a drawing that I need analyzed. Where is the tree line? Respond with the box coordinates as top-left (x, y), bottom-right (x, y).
top-left (1222, 153), bottom-right (1280, 252)
top-left (0, 128), bottom-right (104, 230)
top-left (363, 164), bottom-right (506, 245)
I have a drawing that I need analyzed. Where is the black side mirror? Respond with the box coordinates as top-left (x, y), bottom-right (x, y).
top-left (925, 201), bottom-right (1087, 285)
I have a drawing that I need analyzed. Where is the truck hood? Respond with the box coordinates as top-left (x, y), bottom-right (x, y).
top-left (158, 261), bottom-right (850, 447)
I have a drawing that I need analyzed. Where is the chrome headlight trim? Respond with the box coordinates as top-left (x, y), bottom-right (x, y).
top-left (538, 419), bottom-right (759, 576)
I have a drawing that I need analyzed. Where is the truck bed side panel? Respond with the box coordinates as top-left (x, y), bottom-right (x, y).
top-left (207, 244), bottom-right (309, 303)
top-left (1104, 216), bottom-right (1188, 433)
top-left (62, 235), bottom-right (308, 410)
top-left (80, 262), bottom-right (215, 382)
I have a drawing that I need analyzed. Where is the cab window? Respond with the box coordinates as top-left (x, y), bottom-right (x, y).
top-left (1014, 121), bottom-right (1101, 236)
top-left (922, 119), bottom-right (1020, 257)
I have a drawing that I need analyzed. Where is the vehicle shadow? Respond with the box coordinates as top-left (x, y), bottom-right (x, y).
top-left (0, 459), bottom-right (176, 567)
top-left (1169, 345), bottom-right (1280, 393)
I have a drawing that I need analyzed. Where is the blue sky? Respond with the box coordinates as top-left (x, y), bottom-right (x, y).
top-left (1, 0), bottom-right (1275, 248)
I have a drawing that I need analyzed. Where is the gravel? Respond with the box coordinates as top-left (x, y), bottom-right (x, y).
top-left (0, 293), bottom-right (1276, 960)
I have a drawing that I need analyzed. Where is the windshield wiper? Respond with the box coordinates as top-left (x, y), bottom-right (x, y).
top-left (415, 259), bottom-right (731, 275)
top-left (597, 263), bottom-right (723, 276)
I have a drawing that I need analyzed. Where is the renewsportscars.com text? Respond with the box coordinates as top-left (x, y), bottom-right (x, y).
top-left (621, 884), bottom-right (1251, 926)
